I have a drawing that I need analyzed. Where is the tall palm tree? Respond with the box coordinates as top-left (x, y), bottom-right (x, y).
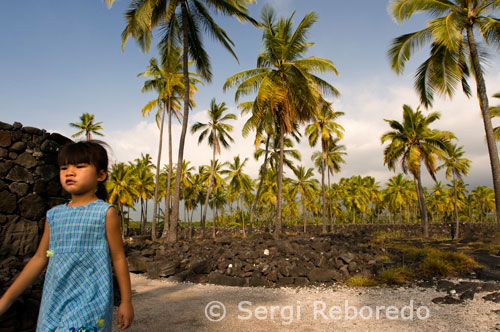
top-left (138, 51), bottom-right (183, 240)
top-left (324, 139), bottom-right (346, 226)
top-left (388, 0), bottom-right (500, 225)
top-left (69, 113), bottom-right (104, 141)
top-left (381, 104), bottom-right (455, 237)
top-left (224, 6), bottom-right (340, 237)
top-left (116, 0), bottom-right (257, 243)
top-left (222, 155), bottom-right (253, 236)
top-left (107, 162), bottom-right (138, 237)
top-left (289, 165), bottom-right (319, 231)
top-left (437, 144), bottom-right (471, 238)
top-left (191, 99), bottom-right (236, 233)
top-left (306, 103), bottom-right (344, 233)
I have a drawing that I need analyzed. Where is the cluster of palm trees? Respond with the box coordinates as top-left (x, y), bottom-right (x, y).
top-left (101, 151), bottom-right (495, 237)
top-left (92, 0), bottom-right (500, 242)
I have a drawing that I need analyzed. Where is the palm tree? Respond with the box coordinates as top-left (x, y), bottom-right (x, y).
top-left (116, 0), bottom-right (258, 243)
top-left (437, 144), bottom-right (471, 238)
top-left (138, 50), bottom-right (185, 240)
top-left (324, 139), bottom-right (346, 226)
top-left (191, 99), bottom-right (236, 234)
top-left (107, 163), bottom-right (138, 236)
top-left (470, 186), bottom-right (495, 222)
top-left (383, 174), bottom-right (416, 224)
top-left (131, 154), bottom-right (155, 234)
top-left (69, 113), bottom-right (104, 141)
top-left (306, 104), bottom-right (344, 233)
top-left (427, 181), bottom-right (449, 222)
top-left (388, 0), bottom-right (500, 225)
top-left (224, 6), bottom-right (340, 237)
top-left (381, 104), bottom-right (455, 237)
top-left (289, 165), bottom-right (319, 231)
top-left (222, 155), bottom-right (253, 236)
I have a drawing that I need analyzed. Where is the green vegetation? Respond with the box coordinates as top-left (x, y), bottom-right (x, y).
top-left (378, 266), bottom-right (412, 286)
top-left (89, 2), bottom-right (500, 243)
top-left (388, 0), bottom-right (500, 224)
top-left (347, 276), bottom-right (379, 287)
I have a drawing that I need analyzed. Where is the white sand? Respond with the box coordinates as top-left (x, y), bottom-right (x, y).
top-left (112, 273), bottom-right (500, 332)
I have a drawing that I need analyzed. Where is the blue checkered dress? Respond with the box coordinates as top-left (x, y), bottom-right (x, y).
top-left (36, 200), bottom-right (114, 332)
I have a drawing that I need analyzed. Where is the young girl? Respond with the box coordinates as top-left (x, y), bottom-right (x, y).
top-left (0, 141), bottom-right (134, 331)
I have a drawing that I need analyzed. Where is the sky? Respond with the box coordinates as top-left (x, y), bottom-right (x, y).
top-left (1, 0), bottom-right (500, 190)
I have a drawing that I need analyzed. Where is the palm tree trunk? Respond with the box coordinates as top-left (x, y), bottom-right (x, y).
top-left (452, 173), bottom-right (460, 239)
top-left (201, 141), bottom-right (216, 237)
top-left (161, 101), bottom-right (173, 240)
top-left (151, 101), bottom-right (166, 241)
top-left (413, 172), bottom-right (429, 237)
top-left (275, 129), bottom-right (284, 238)
top-left (466, 24), bottom-right (500, 226)
top-left (212, 202), bottom-right (216, 239)
top-left (249, 136), bottom-right (270, 234)
top-left (302, 196), bottom-right (306, 232)
top-left (119, 203), bottom-right (125, 238)
top-left (328, 171), bottom-right (333, 229)
top-left (240, 195), bottom-right (246, 237)
top-left (140, 198), bottom-right (145, 234)
top-left (321, 157), bottom-right (327, 234)
top-left (169, 2), bottom-right (190, 244)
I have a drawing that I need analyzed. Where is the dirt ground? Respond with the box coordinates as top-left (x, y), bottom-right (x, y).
top-left (111, 273), bottom-right (500, 332)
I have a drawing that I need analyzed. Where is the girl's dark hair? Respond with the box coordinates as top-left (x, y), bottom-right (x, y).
top-left (58, 140), bottom-right (109, 201)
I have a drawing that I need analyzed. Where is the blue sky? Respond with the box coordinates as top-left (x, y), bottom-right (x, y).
top-left (1, 0), bottom-right (499, 189)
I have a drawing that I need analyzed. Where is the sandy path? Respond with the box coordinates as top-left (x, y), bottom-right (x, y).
top-left (112, 273), bottom-right (500, 332)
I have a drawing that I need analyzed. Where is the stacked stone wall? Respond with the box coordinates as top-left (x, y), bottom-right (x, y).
top-left (0, 121), bottom-right (71, 331)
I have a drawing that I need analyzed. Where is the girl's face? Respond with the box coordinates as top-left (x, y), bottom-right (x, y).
top-left (59, 163), bottom-right (107, 197)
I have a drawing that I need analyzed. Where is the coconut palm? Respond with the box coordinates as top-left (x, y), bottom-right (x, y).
top-left (69, 113), bottom-right (104, 141)
top-left (381, 104), bottom-right (455, 237)
top-left (437, 144), bottom-right (471, 238)
top-left (222, 155), bottom-right (253, 236)
top-left (107, 162), bottom-right (138, 237)
top-left (470, 186), bottom-right (495, 222)
top-left (224, 6), bottom-right (340, 237)
top-left (138, 50), bottom-right (188, 240)
top-left (289, 166), bottom-right (319, 231)
top-left (383, 174), bottom-right (416, 224)
top-left (388, 0), bottom-right (500, 225)
top-left (324, 139), bottom-right (346, 226)
top-left (116, 0), bottom-right (257, 243)
top-left (191, 99), bottom-right (236, 234)
top-left (427, 181), bottom-right (450, 222)
top-left (131, 154), bottom-right (155, 234)
top-left (306, 102), bottom-right (344, 233)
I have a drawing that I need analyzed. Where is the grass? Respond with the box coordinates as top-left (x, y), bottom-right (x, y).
top-left (377, 255), bottom-right (392, 262)
top-left (392, 245), bottom-right (481, 277)
top-left (372, 230), bottom-right (405, 244)
top-left (378, 266), bottom-right (412, 285)
top-left (347, 276), bottom-right (379, 287)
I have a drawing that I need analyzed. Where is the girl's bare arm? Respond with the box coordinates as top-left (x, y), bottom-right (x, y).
top-left (0, 221), bottom-right (50, 315)
top-left (106, 207), bottom-right (134, 330)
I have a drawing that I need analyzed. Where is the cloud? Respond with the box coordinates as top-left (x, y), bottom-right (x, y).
top-left (50, 69), bottom-right (500, 190)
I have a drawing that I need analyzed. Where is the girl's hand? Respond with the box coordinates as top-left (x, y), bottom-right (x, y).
top-left (117, 301), bottom-right (134, 330)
